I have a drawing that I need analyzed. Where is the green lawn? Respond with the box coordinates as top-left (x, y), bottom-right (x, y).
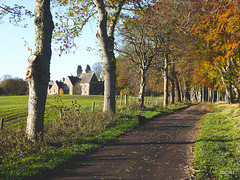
top-left (193, 102), bottom-right (240, 179)
top-left (0, 95), bottom-right (161, 125)
top-left (0, 96), bottom-right (29, 124)
top-left (0, 95), bottom-right (104, 125)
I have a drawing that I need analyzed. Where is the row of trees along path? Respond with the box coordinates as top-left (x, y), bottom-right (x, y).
top-left (1, 1), bottom-right (239, 143)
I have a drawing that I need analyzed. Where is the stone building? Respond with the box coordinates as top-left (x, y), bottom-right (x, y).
top-left (48, 73), bottom-right (104, 95)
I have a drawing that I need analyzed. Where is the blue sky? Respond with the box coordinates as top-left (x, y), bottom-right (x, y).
top-left (0, 1), bottom-right (101, 81)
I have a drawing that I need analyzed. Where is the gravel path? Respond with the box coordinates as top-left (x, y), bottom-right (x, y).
top-left (47, 103), bottom-right (208, 180)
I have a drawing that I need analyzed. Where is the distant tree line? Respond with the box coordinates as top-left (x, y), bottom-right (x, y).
top-left (0, 75), bottom-right (28, 96)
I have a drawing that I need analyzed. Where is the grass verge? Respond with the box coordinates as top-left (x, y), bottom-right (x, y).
top-left (0, 100), bottom-right (193, 180)
top-left (192, 102), bottom-right (240, 179)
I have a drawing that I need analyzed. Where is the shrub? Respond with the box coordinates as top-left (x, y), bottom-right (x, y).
top-left (0, 96), bottom-right (118, 179)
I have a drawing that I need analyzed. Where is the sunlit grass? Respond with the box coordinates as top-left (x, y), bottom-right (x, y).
top-left (193, 102), bottom-right (240, 179)
top-left (0, 95), bottom-right (191, 179)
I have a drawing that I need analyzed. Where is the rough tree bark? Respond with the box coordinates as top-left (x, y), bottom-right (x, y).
top-left (183, 80), bottom-right (190, 102)
top-left (25, 0), bottom-right (54, 141)
top-left (138, 69), bottom-right (146, 110)
top-left (163, 53), bottom-right (169, 108)
top-left (233, 84), bottom-right (240, 102)
top-left (212, 91), bottom-right (218, 103)
top-left (175, 78), bottom-right (182, 102)
top-left (224, 84), bottom-right (233, 104)
top-left (219, 70), bottom-right (233, 104)
top-left (204, 87), bottom-right (208, 102)
top-left (170, 64), bottom-right (176, 104)
top-left (170, 79), bottom-right (175, 104)
top-left (95, 0), bottom-right (125, 113)
top-left (163, 31), bottom-right (172, 108)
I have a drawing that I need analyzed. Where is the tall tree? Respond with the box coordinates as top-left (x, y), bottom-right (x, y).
top-left (119, 16), bottom-right (162, 109)
top-left (25, 0), bottom-right (54, 141)
top-left (85, 64), bottom-right (92, 73)
top-left (77, 65), bottom-right (83, 76)
top-left (53, 0), bottom-right (153, 113)
top-left (147, 0), bottom-right (198, 106)
top-left (94, 0), bottom-right (125, 113)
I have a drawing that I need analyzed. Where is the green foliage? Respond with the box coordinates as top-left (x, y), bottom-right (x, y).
top-left (85, 64), bottom-right (91, 73)
top-left (193, 103), bottom-right (240, 179)
top-left (52, 0), bottom-right (97, 55)
top-left (0, 78), bottom-right (28, 96)
top-left (76, 65), bottom-right (83, 76)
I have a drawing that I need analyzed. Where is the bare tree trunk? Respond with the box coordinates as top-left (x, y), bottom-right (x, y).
top-left (208, 89), bottom-right (212, 102)
top-left (190, 86), bottom-right (197, 102)
top-left (138, 69), bottom-right (146, 110)
top-left (225, 85), bottom-right (233, 104)
top-left (170, 64), bottom-right (175, 104)
top-left (183, 80), bottom-right (190, 102)
top-left (217, 91), bottom-right (220, 101)
top-left (95, 0), bottom-right (125, 113)
top-left (233, 84), bottom-right (239, 102)
top-left (213, 91), bottom-right (217, 102)
top-left (175, 79), bottom-right (182, 102)
top-left (170, 79), bottom-right (175, 104)
top-left (95, 1), bottom-right (116, 113)
top-left (102, 49), bottom-right (116, 113)
top-left (197, 89), bottom-right (202, 102)
top-left (220, 73), bottom-right (233, 104)
top-left (201, 88), bottom-right (203, 102)
top-left (163, 53), bottom-right (169, 108)
top-left (218, 69), bottom-right (233, 104)
top-left (26, 0), bottom-right (54, 141)
top-left (203, 87), bottom-right (208, 102)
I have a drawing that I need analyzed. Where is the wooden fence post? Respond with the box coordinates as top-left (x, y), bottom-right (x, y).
top-left (92, 102), bottom-right (95, 112)
top-left (120, 95), bottom-right (123, 107)
top-left (0, 118), bottom-right (3, 130)
top-left (125, 95), bottom-right (128, 105)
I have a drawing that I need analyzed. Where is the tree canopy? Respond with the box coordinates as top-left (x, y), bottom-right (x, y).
top-left (192, 0), bottom-right (240, 103)
top-left (0, 78), bottom-right (28, 96)
top-left (77, 65), bottom-right (83, 76)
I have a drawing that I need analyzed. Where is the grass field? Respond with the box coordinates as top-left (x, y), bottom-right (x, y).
top-left (0, 95), bottom-right (104, 127)
top-left (0, 95), bottom-right (161, 126)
